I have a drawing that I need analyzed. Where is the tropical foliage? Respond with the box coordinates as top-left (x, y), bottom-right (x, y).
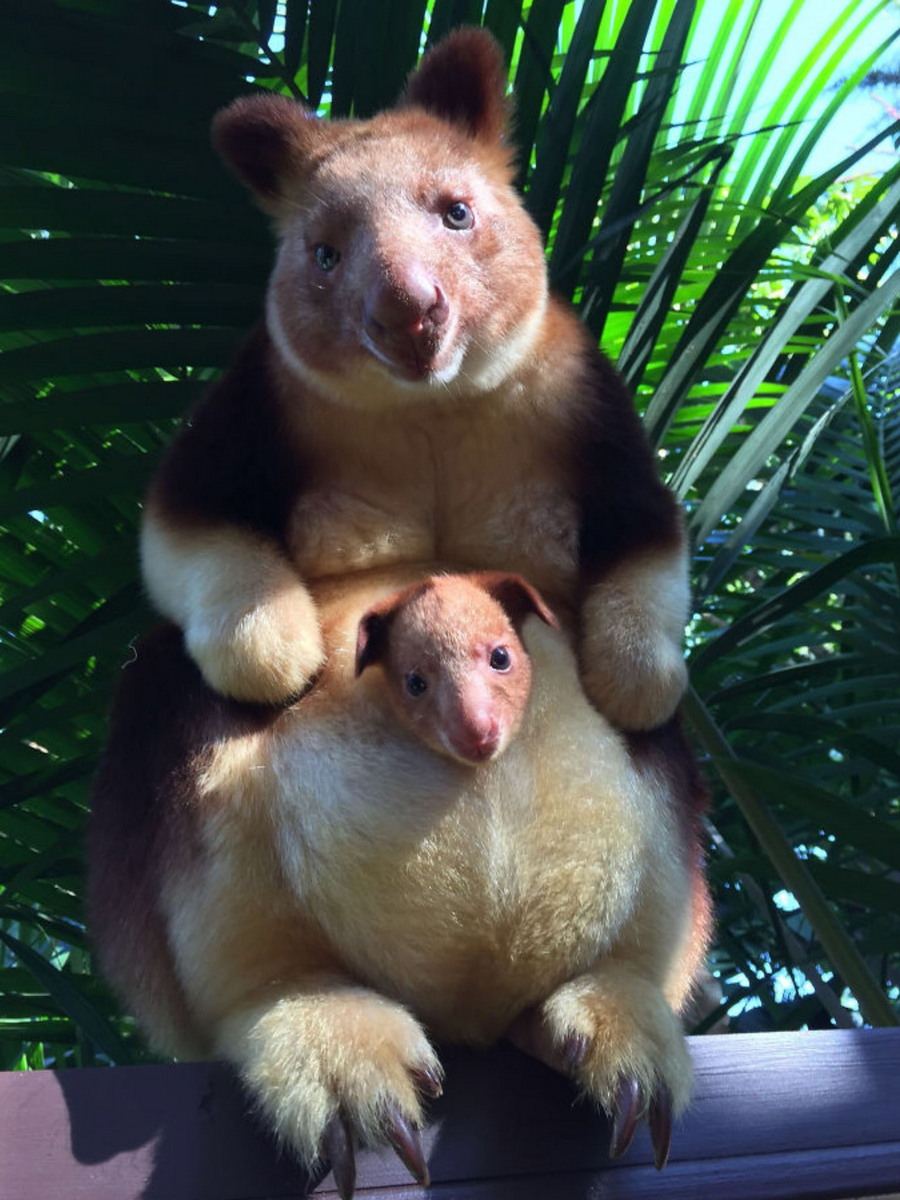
top-left (0, 0), bottom-right (898, 1069)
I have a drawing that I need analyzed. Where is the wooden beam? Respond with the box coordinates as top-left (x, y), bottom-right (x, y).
top-left (1, 1029), bottom-right (898, 1199)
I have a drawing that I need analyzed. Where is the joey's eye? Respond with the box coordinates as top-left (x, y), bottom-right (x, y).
top-left (314, 243), bottom-right (340, 272)
top-left (405, 671), bottom-right (428, 698)
top-left (489, 647), bottom-right (511, 672)
top-left (444, 201), bottom-right (474, 230)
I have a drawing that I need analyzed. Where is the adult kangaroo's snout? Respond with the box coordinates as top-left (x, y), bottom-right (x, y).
top-left (364, 261), bottom-right (449, 373)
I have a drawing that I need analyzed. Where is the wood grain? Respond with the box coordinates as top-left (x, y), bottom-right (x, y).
top-left (1, 1030), bottom-right (898, 1200)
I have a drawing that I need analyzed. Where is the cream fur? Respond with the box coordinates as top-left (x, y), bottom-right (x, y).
top-left (580, 546), bottom-right (691, 730)
top-left (150, 568), bottom-right (697, 1165)
top-left (538, 963), bottom-right (693, 1113)
top-left (140, 512), bottom-right (325, 702)
top-left (218, 989), bottom-right (439, 1165)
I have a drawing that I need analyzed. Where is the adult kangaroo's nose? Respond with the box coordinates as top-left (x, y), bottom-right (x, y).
top-left (365, 263), bottom-right (449, 340)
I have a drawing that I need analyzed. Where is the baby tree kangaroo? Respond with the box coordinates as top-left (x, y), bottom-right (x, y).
top-left (355, 572), bottom-right (557, 765)
top-left (88, 27), bottom-right (710, 1199)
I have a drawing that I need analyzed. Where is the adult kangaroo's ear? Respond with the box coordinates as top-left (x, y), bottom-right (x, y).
top-left (401, 27), bottom-right (509, 144)
top-left (473, 572), bottom-right (559, 631)
top-left (212, 94), bottom-right (331, 212)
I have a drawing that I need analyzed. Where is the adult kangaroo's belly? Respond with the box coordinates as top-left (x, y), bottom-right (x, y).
top-left (267, 615), bottom-right (651, 1042)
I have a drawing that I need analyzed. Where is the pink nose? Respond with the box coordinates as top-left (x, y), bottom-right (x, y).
top-left (364, 265), bottom-right (448, 343)
top-left (452, 717), bottom-right (501, 763)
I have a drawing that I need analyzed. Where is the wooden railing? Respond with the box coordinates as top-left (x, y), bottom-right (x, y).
top-left (2, 1029), bottom-right (899, 1199)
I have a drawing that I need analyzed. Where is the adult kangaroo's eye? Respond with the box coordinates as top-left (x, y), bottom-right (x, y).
top-left (405, 671), bottom-right (428, 697)
top-left (489, 646), bottom-right (511, 672)
top-left (314, 244), bottom-right (341, 272)
top-left (444, 201), bottom-right (474, 230)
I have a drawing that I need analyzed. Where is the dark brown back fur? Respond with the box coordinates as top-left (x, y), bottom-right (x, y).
top-left (87, 624), bottom-right (281, 1054)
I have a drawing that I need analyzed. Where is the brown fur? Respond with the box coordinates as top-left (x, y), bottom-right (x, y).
top-left (140, 29), bottom-right (688, 730)
top-left (86, 623), bottom-right (281, 1059)
top-left (90, 28), bottom-right (711, 1178)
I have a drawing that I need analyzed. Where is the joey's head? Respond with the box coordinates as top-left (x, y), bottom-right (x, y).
top-left (212, 29), bottom-right (548, 409)
top-left (355, 573), bottom-right (557, 765)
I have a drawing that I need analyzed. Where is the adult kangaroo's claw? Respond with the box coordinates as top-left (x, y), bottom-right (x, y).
top-left (383, 1103), bottom-right (429, 1187)
top-left (411, 1064), bottom-right (444, 1099)
top-left (609, 1075), bottom-right (642, 1160)
top-left (323, 1112), bottom-right (356, 1200)
top-left (649, 1084), bottom-right (673, 1170)
top-left (609, 1076), bottom-right (673, 1169)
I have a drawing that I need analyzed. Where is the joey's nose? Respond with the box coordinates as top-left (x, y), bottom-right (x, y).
top-left (453, 716), bottom-right (502, 764)
top-left (365, 267), bottom-right (448, 338)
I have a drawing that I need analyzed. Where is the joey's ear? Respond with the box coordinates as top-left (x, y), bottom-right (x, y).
top-left (474, 572), bottom-right (559, 631)
top-left (355, 607), bottom-right (395, 677)
top-left (212, 94), bottom-right (328, 210)
top-left (401, 27), bottom-right (509, 143)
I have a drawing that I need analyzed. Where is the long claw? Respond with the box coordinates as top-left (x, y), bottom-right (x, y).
top-left (323, 1113), bottom-right (356, 1200)
top-left (609, 1075), bottom-right (642, 1160)
top-left (411, 1065), bottom-right (443, 1098)
top-left (383, 1104), bottom-right (429, 1188)
top-left (649, 1084), bottom-right (673, 1170)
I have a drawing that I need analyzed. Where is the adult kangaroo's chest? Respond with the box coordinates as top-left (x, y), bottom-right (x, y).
top-left (286, 397), bottom-right (579, 591)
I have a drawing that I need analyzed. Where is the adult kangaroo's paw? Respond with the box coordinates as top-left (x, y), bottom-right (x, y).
top-left (509, 965), bottom-right (691, 1170)
top-left (184, 581), bottom-right (325, 704)
top-left (141, 518), bottom-right (325, 704)
top-left (579, 548), bottom-right (689, 731)
top-left (219, 986), bottom-right (442, 1198)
